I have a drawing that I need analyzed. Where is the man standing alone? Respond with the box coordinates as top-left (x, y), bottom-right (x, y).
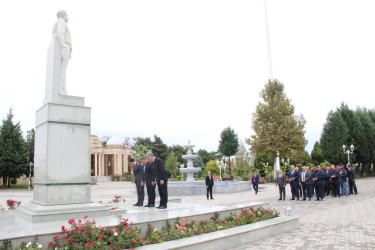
top-left (276, 169), bottom-right (286, 200)
top-left (252, 171), bottom-right (259, 194)
top-left (205, 171), bottom-right (214, 200)
top-left (147, 153), bottom-right (168, 209)
top-left (141, 156), bottom-right (156, 207)
top-left (348, 165), bottom-right (358, 195)
top-left (129, 158), bottom-right (144, 206)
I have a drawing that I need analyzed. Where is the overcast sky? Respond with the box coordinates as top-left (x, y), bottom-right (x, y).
top-left (0, 0), bottom-right (374, 154)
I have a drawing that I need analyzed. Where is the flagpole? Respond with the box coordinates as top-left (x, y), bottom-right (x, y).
top-left (264, 0), bottom-right (280, 177)
top-left (263, 0), bottom-right (273, 80)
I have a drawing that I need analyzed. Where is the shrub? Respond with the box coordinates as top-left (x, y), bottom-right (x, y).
top-left (10, 178), bottom-right (17, 185)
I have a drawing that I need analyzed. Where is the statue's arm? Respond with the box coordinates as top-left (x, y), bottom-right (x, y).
top-left (56, 19), bottom-right (67, 53)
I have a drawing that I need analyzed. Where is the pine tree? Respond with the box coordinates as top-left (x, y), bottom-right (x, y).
top-left (247, 79), bottom-right (307, 162)
top-left (218, 126), bottom-right (239, 176)
top-left (320, 111), bottom-right (349, 165)
top-left (0, 109), bottom-right (28, 187)
top-left (311, 141), bottom-right (324, 165)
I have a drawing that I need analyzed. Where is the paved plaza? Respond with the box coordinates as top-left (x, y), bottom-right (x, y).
top-left (1, 177), bottom-right (374, 249)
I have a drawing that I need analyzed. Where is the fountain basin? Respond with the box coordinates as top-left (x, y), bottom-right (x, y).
top-left (179, 167), bottom-right (201, 182)
top-left (168, 181), bottom-right (251, 196)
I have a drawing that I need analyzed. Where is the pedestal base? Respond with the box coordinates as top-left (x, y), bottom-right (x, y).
top-left (16, 202), bottom-right (110, 223)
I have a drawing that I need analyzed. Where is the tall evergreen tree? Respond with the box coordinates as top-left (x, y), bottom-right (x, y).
top-left (355, 109), bottom-right (375, 165)
top-left (337, 103), bottom-right (364, 163)
top-left (320, 111), bottom-right (349, 165)
top-left (169, 144), bottom-right (188, 165)
top-left (311, 141), bottom-right (324, 165)
top-left (25, 129), bottom-right (35, 177)
top-left (218, 126), bottom-right (239, 176)
top-left (0, 109), bottom-right (28, 187)
top-left (247, 79), bottom-right (307, 163)
top-left (151, 135), bottom-right (169, 162)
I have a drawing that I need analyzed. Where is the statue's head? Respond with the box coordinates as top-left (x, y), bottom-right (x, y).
top-left (57, 10), bottom-right (69, 23)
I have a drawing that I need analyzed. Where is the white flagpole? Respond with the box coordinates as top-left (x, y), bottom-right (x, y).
top-left (263, 0), bottom-right (274, 80)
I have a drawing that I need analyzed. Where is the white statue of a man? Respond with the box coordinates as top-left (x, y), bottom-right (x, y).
top-left (52, 10), bottom-right (72, 95)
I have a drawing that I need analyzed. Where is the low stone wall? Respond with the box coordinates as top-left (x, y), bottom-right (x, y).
top-left (137, 214), bottom-right (298, 250)
top-left (168, 181), bottom-right (251, 196)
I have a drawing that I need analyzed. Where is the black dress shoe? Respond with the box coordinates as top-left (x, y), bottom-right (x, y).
top-left (133, 203), bottom-right (139, 206)
top-left (148, 204), bottom-right (154, 207)
top-left (278, 198), bottom-right (282, 200)
top-left (144, 204), bottom-right (150, 207)
top-left (158, 205), bottom-right (167, 209)
top-left (137, 204), bottom-right (143, 206)
top-left (211, 197), bottom-right (214, 199)
top-left (290, 198), bottom-right (295, 200)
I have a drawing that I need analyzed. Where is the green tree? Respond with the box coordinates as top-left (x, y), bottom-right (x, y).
top-left (311, 141), bottom-right (323, 165)
top-left (247, 79), bottom-right (307, 164)
top-left (218, 126), bottom-right (239, 175)
top-left (0, 109), bottom-right (28, 187)
top-left (254, 151), bottom-right (273, 177)
top-left (132, 144), bottom-right (150, 161)
top-left (234, 141), bottom-right (250, 177)
top-left (355, 109), bottom-right (375, 174)
top-left (193, 155), bottom-right (204, 168)
top-left (197, 149), bottom-right (213, 166)
top-left (320, 111), bottom-right (349, 165)
top-left (169, 145), bottom-right (187, 165)
top-left (337, 103), bottom-right (364, 163)
top-left (165, 153), bottom-right (178, 178)
top-left (289, 149), bottom-right (310, 165)
top-left (151, 135), bottom-right (170, 162)
top-left (133, 137), bottom-right (153, 149)
top-left (25, 129), bottom-right (35, 177)
top-left (205, 160), bottom-right (219, 175)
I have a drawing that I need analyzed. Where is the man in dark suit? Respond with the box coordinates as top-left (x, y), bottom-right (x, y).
top-left (347, 165), bottom-right (358, 195)
top-left (300, 166), bottom-right (308, 200)
top-left (330, 165), bottom-right (340, 197)
top-left (140, 156), bottom-right (156, 207)
top-left (129, 158), bottom-right (144, 206)
top-left (304, 166), bottom-right (314, 201)
top-left (288, 165), bottom-right (300, 200)
top-left (252, 171), bottom-right (259, 194)
top-left (323, 165), bottom-right (331, 196)
top-left (205, 171), bottom-right (214, 200)
top-left (276, 169), bottom-right (286, 200)
top-left (147, 152), bottom-right (168, 209)
top-left (313, 166), bottom-right (324, 201)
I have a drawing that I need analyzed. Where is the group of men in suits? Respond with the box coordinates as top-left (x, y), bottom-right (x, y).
top-left (276, 163), bottom-right (358, 201)
top-left (129, 152), bottom-right (169, 209)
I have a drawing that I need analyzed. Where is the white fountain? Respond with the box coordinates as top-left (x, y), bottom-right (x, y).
top-left (180, 140), bottom-right (201, 182)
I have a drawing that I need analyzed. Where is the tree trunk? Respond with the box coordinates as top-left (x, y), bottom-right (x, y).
top-left (3, 176), bottom-right (7, 187)
top-left (7, 177), bottom-right (10, 187)
top-left (228, 157), bottom-right (231, 176)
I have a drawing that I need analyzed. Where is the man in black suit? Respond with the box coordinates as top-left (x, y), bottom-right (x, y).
top-left (313, 166), bottom-right (324, 201)
top-left (276, 169), bottom-right (286, 200)
top-left (205, 171), bottom-right (214, 200)
top-left (330, 165), bottom-right (340, 197)
top-left (323, 165), bottom-right (331, 196)
top-left (129, 158), bottom-right (144, 206)
top-left (347, 165), bottom-right (358, 195)
top-left (140, 156), bottom-right (156, 207)
top-left (147, 152), bottom-right (168, 209)
top-left (288, 165), bottom-right (300, 200)
top-left (252, 171), bottom-right (260, 194)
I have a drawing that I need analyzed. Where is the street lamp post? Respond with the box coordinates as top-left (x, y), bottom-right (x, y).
top-left (28, 162), bottom-right (33, 190)
top-left (343, 144), bottom-right (354, 164)
top-left (263, 162), bottom-right (269, 173)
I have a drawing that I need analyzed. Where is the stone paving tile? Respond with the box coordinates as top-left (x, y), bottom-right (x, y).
top-left (229, 178), bottom-right (375, 249)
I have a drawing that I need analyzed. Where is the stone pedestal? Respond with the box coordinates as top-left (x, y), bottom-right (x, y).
top-left (32, 103), bottom-right (91, 205)
top-left (16, 101), bottom-right (110, 222)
